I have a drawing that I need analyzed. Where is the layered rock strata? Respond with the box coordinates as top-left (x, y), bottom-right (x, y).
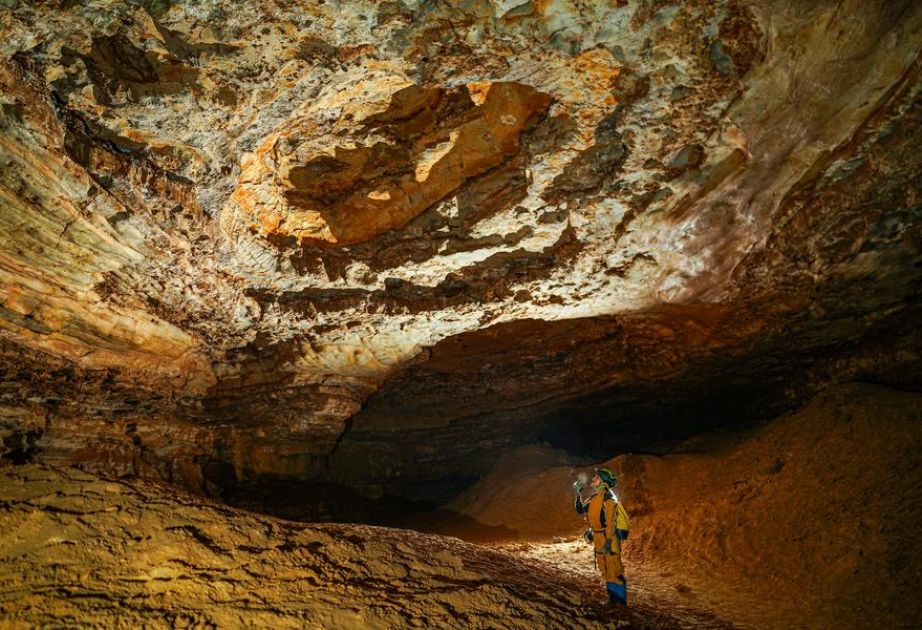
top-left (0, 1), bottom-right (920, 499)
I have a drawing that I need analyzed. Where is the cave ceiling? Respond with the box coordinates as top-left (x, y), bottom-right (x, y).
top-left (1, 0), bottom-right (921, 497)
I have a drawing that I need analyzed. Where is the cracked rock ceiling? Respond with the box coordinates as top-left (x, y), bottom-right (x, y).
top-left (1, 0), bottom-right (921, 500)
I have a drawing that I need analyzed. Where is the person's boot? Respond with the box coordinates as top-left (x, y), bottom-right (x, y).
top-left (607, 579), bottom-right (627, 606)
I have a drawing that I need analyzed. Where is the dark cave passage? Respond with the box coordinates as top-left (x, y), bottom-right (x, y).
top-left (217, 385), bottom-right (777, 529)
top-left (208, 381), bottom-right (922, 630)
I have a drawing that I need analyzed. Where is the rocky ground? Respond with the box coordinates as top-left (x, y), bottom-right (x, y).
top-left (438, 383), bottom-right (922, 629)
top-left (3, 382), bottom-right (916, 629)
top-left (0, 463), bottom-right (734, 629)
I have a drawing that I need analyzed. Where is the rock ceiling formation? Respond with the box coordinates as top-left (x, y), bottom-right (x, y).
top-left (1, 0), bottom-right (921, 500)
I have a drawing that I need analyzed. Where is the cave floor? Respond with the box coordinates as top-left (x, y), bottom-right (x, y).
top-left (499, 539), bottom-right (771, 630)
top-left (0, 464), bottom-right (736, 629)
top-left (6, 382), bottom-right (916, 628)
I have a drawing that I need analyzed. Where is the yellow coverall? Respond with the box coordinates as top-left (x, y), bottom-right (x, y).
top-left (577, 488), bottom-right (629, 604)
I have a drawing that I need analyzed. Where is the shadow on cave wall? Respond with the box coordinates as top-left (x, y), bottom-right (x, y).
top-left (228, 295), bottom-right (922, 528)
top-left (214, 379), bottom-right (798, 533)
top-left (537, 391), bottom-right (765, 461)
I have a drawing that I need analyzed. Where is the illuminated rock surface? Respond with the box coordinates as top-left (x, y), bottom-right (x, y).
top-left (0, 463), bottom-right (732, 629)
top-left (2, 0), bottom-right (920, 500)
top-left (1, 0), bottom-right (921, 626)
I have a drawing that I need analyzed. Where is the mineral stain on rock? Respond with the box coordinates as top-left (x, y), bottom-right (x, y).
top-left (1, 0), bottom-right (921, 627)
top-left (237, 80), bottom-right (551, 245)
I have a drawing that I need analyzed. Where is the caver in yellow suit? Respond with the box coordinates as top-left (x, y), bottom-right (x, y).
top-left (575, 468), bottom-right (630, 604)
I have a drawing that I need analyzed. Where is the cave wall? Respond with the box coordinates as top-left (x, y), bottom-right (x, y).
top-left (0, 0), bottom-right (920, 499)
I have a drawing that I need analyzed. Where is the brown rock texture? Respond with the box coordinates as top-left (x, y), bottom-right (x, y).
top-left (0, 463), bottom-right (732, 629)
top-left (236, 81), bottom-right (552, 245)
top-left (0, 0), bottom-right (921, 501)
top-left (443, 383), bottom-right (922, 629)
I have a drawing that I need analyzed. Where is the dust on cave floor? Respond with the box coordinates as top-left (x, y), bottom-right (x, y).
top-left (220, 471), bottom-right (784, 628)
top-left (493, 537), bottom-right (780, 630)
top-left (397, 509), bottom-right (763, 630)
top-left (239, 497), bottom-right (757, 629)
top-left (0, 463), bottom-right (736, 630)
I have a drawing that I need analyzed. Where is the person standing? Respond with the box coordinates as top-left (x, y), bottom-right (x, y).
top-left (574, 467), bottom-right (630, 605)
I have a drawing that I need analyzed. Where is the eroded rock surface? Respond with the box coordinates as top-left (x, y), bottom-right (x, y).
top-left (0, 463), bottom-right (733, 629)
top-left (0, 1), bottom-right (921, 499)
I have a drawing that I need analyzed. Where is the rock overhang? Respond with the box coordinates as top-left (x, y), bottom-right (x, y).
top-left (0, 0), bottom-right (920, 502)
top-left (234, 80), bottom-right (552, 245)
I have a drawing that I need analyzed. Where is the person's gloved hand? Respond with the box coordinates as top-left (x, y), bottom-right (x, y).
top-left (602, 538), bottom-right (613, 555)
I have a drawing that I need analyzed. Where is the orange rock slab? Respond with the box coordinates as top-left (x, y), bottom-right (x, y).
top-left (233, 81), bottom-right (550, 246)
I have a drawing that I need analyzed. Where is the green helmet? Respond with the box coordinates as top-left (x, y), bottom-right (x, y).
top-left (595, 467), bottom-right (617, 487)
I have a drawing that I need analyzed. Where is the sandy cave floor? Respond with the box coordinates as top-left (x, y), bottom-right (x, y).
top-left (500, 538), bottom-right (769, 630)
top-left (0, 464), bottom-right (733, 629)
top-left (3, 383), bottom-right (919, 628)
